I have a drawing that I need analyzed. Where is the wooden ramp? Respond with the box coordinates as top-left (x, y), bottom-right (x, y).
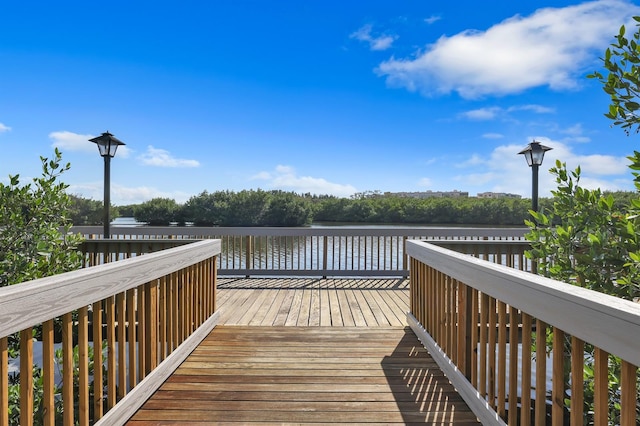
top-left (127, 326), bottom-right (480, 425)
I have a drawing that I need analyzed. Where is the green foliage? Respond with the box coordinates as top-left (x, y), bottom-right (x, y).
top-left (261, 191), bottom-right (313, 226)
top-left (1, 149), bottom-right (87, 424)
top-left (0, 148), bottom-right (83, 287)
top-left (181, 190), bottom-right (232, 226)
top-left (134, 197), bottom-right (180, 225)
top-left (525, 161), bottom-right (640, 424)
top-left (525, 160), bottom-right (640, 299)
top-left (8, 340), bottom-right (107, 425)
top-left (68, 194), bottom-right (105, 225)
top-left (120, 189), bottom-right (631, 227)
top-left (588, 17), bottom-right (640, 134)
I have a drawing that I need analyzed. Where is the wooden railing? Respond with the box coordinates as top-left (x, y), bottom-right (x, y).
top-left (0, 239), bottom-right (221, 426)
top-left (72, 226), bottom-right (529, 276)
top-left (407, 240), bottom-right (640, 426)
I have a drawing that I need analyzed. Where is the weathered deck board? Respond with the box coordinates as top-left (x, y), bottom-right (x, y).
top-left (215, 278), bottom-right (410, 326)
top-left (127, 326), bottom-right (481, 425)
top-left (124, 279), bottom-right (479, 425)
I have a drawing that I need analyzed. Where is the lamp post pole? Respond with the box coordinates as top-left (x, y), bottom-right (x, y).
top-left (518, 140), bottom-right (552, 213)
top-left (103, 155), bottom-right (111, 238)
top-left (89, 131), bottom-right (126, 239)
top-left (531, 162), bottom-right (539, 213)
top-left (518, 140), bottom-right (552, 275)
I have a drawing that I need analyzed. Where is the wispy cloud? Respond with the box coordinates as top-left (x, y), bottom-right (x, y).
top-left (350, 24), bottom-right (397, 51)
top-left (50, 130), bottom-right (132, 158)
top-left (138, 146), bottom-right (200, 168)
top-left (459, 104), bottom-right (554, 120)
top-left (559, 123), bottom-right (591, 143)
top-left (69, 182), bottom-right (192, 205)
top-left (377, 0), bottom-right (640, 98)
top-left (508, 104), bottom-right (555, 114)
top-left (0, 123), bottom-right (11, 133)
top-left (252, 165), bottom-right (357, 197)
top-left (424, 15), bottom-right (442, 25)
top-left (482, 133), bottom-right (504, 139)
top-left (460, 107), bottom-right (502, 120)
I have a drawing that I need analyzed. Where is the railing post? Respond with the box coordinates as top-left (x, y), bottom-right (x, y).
top-left (245, 235), bottom-right (253, 277)
top-left (402, 236), bottom-right (408, 276)
top-left (322, 236), bottom-right (328, 279)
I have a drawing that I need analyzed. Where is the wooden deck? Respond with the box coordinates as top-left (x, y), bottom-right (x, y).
top-left (216, 277), bottom-right (410, 326)
top-left (126, 279), bottom-right (481, 425)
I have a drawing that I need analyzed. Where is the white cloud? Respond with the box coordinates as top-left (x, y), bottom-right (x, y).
top-left (138, 145), bottom-right (200, 168)
top-left (460, 104), bottom-right (554, 121)
top-left (69, 182), bottom-right (192, 205)
top-left (424, 15), bottom-right (442, 25)
top-left (508, 104), bottom-right (555, 114)
top-left (50, 131), bottom-right (97, 153)
top-left (483, 133), bottom-right (504, 139)
top-left (460, 107), bottom-right (502, 120)
top-left (50, 131), bottom-right (132, 158)
top-left (350, 24), bottom-right (397, 51)
top-left (252, 165), bottom-right (357, 197)
top-left (377, 0), bottom-right (640, 98)
top-left (453, 137), bottom-right (631, 197)
top-left (0, 123), bottom-right (11, 133)
top-left (562, 123), bottom-right (585, 136)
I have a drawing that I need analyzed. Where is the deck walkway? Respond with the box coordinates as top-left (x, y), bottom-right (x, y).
top-left (126, 278), bottom-right (481, 425)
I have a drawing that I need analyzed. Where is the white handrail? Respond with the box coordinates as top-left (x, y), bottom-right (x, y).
top-left (0, 239), bottom-right (221, 337)
top-left (407, 239), bottom-right (640, 373)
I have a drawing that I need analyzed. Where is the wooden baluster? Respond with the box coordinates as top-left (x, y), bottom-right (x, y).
top-left (78, 306), bottom-right (90, 426)
top-left (1, 336), bottom-right (8, 426)
top-left (105, 296), bottom-right (116, 409)
top-left (508, 306), bottom-right (519, 425)
top-left (535, 320), bottom-right (547, 426)
top-left (620, 361), bottom-right (637, 426)
top-left (137, 284), bottom-right (146, 380)
top-left (62, 313), bottom-right (74, 426)
top-left (159, 276), bottom-right (167, 360)
top-left (569, 336), bottom-right (584, 426)
top-left (552, 328), bottom-right (565, 425)
top-left (92, 300), bottom-right (104, 420)
top-left (593, 348), bottom-right (609, 426)
top-left (470, 287), bottom-right (478, 387)
top-left (116, 292), bottom-right (126, 400)
top-left (127, 288), bottom-right (137, 390)
top-left (40, 320), bottom-right (55, 426)
top-left (497, 301), bottom-right (507, 419)
top-left (19, 328), bottom-right (34, 426)
top-left (488, 297), bottom-right (497, 410)
top-left (172, 271), bottom-right (180, 348)
top-left (145, 280), bottom-right (158, 374)
top-left (520, 313), bottom-right (532, 426)
top-left (479, 293), bottom-right (489, 398)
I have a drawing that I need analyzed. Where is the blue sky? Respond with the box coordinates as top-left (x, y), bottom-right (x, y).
top-left (1, 0), bottom-right (639, 205)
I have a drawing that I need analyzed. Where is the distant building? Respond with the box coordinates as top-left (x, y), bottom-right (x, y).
top-left (387, 190), bottom-right (469, 199)
top-left (476, 192), bottom-right (522, 199)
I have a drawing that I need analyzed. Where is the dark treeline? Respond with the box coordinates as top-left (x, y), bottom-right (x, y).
top-left (69, 189), bottom-right (635, 227)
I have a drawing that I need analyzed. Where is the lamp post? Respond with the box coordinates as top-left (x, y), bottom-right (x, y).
top-left (89, 131), bottom-right (125, 239)
top-left (518, 140), bottom-right (552, 213)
